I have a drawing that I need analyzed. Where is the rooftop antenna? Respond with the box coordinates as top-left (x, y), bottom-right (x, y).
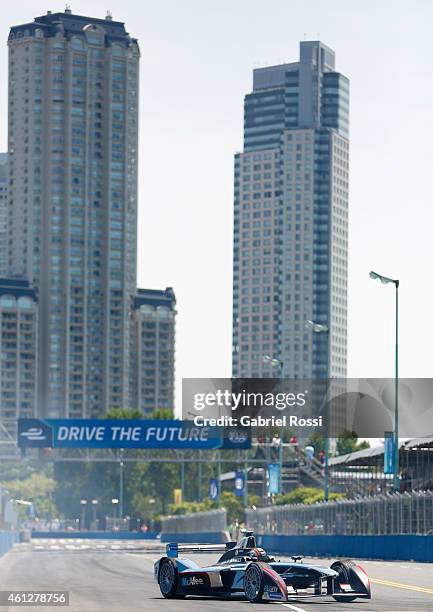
top-left (106, 10), bottom-right (113, 21)
top-left (303, 32), bottom-right (307, 40)
top-left (65, 4), bottom-right (72, 14)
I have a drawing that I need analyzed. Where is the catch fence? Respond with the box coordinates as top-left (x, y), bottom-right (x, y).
top-left (246, 490), bottom-right (433, 536)
top-left (161, 508), bottom-right (227, 535)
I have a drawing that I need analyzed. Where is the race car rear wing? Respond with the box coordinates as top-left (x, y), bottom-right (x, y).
top-left (166, 541), bottom-right (236, 558)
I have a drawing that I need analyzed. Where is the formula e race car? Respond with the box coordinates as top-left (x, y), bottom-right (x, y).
top-left (154, 530), bottom-right (371, 603)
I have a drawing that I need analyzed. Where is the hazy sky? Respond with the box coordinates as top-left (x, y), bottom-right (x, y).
top-left (1, 1), bottom-right (432, 414)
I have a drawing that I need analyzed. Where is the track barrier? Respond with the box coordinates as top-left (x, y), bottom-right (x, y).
top-left (31, 531), bottom-right (158, 539)
top-left (256, 534), bottom-right (433, 562)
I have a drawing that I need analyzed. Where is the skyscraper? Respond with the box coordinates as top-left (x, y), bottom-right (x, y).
top-left (0, 279), bottom-right (38, 427)
top-left (132, 288), bottom-right (176, 414)
top-left (7, 10), bottom-right (140, 417)
top-left (232, 41), bottom-right (349, 379)
top-left (0, 154), bottom-right (8, 278)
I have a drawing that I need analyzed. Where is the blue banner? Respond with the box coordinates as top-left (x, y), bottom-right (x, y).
top-left (234, 471), bottom-right (245, 496)
top-left (208, 478), bottom-right (219, 501)
top-left (268, 463), bottom-right (281, 495)
top-left (384, 431), bottom-right (395, 474)
top-left (18, 419), bottom-right (251, 450)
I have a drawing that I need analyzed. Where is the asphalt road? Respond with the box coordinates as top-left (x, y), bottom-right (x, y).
top-left (0, 539), bottom-right (432, 611)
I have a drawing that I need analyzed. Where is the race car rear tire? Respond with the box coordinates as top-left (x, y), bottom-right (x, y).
top-left (331, 560), bottom-right (357, 603)
top-left (158, 558), bottom-right (181, 598)
top-left (244, 563), bottom-right (267, 603)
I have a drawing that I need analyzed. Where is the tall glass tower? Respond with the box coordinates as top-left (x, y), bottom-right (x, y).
top-left (232, 41), bottom-right (349, 379)
top-left (7, 10), bottom-right (140, 417)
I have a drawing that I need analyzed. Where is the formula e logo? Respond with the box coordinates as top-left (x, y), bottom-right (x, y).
top-left (20, 428), bottom-right (46, 441)
top-left (18, 419), bottom-right (53, 448)
top-left (181, 576), bottom-right (204, 587)
top-left (227, 430), bottom-right (248, 444)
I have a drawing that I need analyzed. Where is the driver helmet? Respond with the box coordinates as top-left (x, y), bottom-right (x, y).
top-left (250, 547), bottom-right (267, 561)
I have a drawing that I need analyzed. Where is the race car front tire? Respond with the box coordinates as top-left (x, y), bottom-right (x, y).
top-left (244, 563), bottom-right (267, 603)
top-left (331, 560), bottom-right (357, 603)
top-left (158, 558), bottom-right (182, 599)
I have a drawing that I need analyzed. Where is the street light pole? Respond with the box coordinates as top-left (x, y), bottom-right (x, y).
top-left (80, 499), bottom-right (87, 530)
top-left (263, 355), bottom-right (284, 494)
top-left (198, 458), bottom-right (202, 502)
top-left (111, 498), bottom-right (119, 522)
top-left (369, 271), bottom-right (400, 492)
top-left (91, 499), bottom-right (98, 527)
top-left (278, 360), bottom-right (283, 494)
top-left (305, 320), bottom-right (330, 500)
top-left (119, 449), bottom-right (124, 520)
top-left (180, 459), bottom-right (185, 502)
top-left (395, 280), bottom-right (399, 492)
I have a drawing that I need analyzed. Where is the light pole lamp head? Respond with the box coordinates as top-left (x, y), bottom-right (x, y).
top-left (369, 270), bottom-right (399, 287)
top-left (305, 319), bottom-right (328, 333)
top-left (263, 355), bottom-right (282, 367)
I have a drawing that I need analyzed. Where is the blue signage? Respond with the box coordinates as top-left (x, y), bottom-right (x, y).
top-left (384, 431), bottom-right (395, 474)
top-left (18, 419), bottom-right (251, 450)
top-left (208, 478), bottom-right (219, 501)
top-left (268, 463), bottom-right (281, 495)
top-left (234, 471), bottom-right (245, 497)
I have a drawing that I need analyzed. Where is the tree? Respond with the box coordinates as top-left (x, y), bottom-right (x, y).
top-left (52, 406), bottom-right (199, 520)
top-left (104, 408), bottom-right (143, 420)
top-left (149, 408), bottom-right (173, 420)
top-left (219, 492), bottom-right (260, 525)
top-left (6, 473), bottom-right (56, 518)
top-left (0, 459), bottom-right (53, 484)
top-left (307, 432), bottom-right (325, 454)
top-left (128, 460), bottom-right (178, 516)
top-left (336, 430), bottom-right (370, 456)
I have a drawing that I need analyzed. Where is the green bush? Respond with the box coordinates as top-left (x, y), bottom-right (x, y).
top-left (167, 499), bottom-right (217, 515)
top-left (274, 487), bottom-right (345, 506)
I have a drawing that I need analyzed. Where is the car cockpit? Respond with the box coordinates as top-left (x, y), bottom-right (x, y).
top-left (217, 530), bottom-right (275, 564)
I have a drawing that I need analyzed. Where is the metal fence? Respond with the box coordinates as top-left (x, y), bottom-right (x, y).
top-left (161, 509), bottom-right (227, 534)
top-left (246, 490), bottom-right (433, 536)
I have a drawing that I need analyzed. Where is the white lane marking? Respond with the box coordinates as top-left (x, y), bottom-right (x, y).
top-left (282, 604), bottom-right (307, 612)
